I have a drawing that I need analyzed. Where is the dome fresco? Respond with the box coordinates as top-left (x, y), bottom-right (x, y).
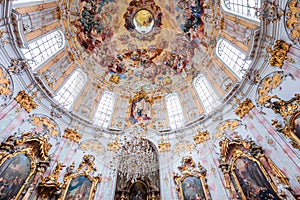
top-left (68, 0), bottom-right (205, 94)
top-left (1, 0), bottom-right (300, 199)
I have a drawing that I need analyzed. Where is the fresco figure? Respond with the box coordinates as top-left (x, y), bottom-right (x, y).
top-left (182, 176), bottom-right (205, 200)
top-left (0, 154), bottom-right (31, 200)
top-left (65, 176), bottom-right (92, 200)
top-left (234, 157), bottom-right (280, 200)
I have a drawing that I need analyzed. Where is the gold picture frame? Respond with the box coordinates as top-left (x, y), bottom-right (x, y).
top-left (219, 136), bottom-right (293, 199)
top-left (289, 110), bottom-right (300, 146)
top-left (128, 180), bottom-right (149, 200)
top-left (173, 156), bottom-right (211, 200)
top-left (59, 155), bottom-right (101, 200)
top-left (0, 132), bottom-right (51, 200)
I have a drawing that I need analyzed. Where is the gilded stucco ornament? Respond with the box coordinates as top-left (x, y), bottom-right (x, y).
top-left (30, 114), bottom-right (60, 137)
top-left (285, 0), bottom-right (300, 45)
top-left (218, 136), bottom-right (294, 199)
top-left (38, 162), bottom-right (66, 199)
top-left (14, 90), bottom-right (38, 113)
top-left (158, 136), bottom-right (171, 153)
top-left (173, 156), bottom-right (212, 200)
top-left (0, 66), bottom-right (13, 106)
top-left (63, 128), bottom-right (82, 143)
top-left (107, 136), bottom-right (119, 152)
top-left (234, 98), bottom-right (254, 119)
top-left (256, 72), bottom-right (300, 148)
top-left (264, 40), bottom-right (291, 68)
top-left (8, 58), bottom-right (29, 74)
top-left (256, 0), bottom-right (283, 24)
top-left (194, 128), bottom-right (210, 144)
top-left (172, 141), bottom-right (195, 155)
top-left (214, 119), bottom-right (243, 139)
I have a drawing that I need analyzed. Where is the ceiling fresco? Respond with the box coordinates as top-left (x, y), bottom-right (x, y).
top-left (70, 0), bottom-right (205, 94)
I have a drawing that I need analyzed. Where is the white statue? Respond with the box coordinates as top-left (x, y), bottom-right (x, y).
top-left (276, 180), bottom-right (296, 200)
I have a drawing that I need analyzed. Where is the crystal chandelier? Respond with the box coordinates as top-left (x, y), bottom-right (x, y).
top-left (111, 126), bottom-right (158, 182)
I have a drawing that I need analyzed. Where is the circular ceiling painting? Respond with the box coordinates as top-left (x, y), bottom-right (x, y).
top-left (133, 9), bottom-right (155, 34)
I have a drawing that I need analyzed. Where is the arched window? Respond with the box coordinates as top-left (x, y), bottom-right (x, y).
top-left (222, 0), bottom-right (261, 21)
top-left (165, 93), bottom-right (185, 129)
top-left (22, 30), bottom-right (65, 70)
top-left (194, 75), bottom-right (220, 113)
top-left (94, 91), bottom-right (116, 128)
top-left (12, 0), bottom-right (57, 8)
top-left (216, 39), bottom-right (251, 79)
top-left (54, 69), bottom-right (86, 110)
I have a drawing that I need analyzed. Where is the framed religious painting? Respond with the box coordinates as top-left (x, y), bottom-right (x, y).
top-left (174, 156), bottom-right (211, 200)
top-left (0, 153), bottom-right (34, 199)
top-left (232, 156), bottom-right (280, 199)
top-left (0, 132), bottom-right (51, 200)
top-left (59, 155), bottom-right (101, 200)
top-left (219, 136), bottom-right (295, 199)
top-left (128, 180), bottom-right (148, 200)
top-left (289, 110), bottom-right (300, 146)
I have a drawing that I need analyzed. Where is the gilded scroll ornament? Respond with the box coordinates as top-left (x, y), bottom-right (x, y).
top-left (234, 98), bottom-right (254, 119)
top-left (285, 0), bottom-right (300, 45)
top-left (30, 114), bottom-right (60, 137)
top-left (8, 58), bottom-right (29, 74)
top-left (218, 136), bottom-right (295, 199)
top-left (172, 141), bottom-right (195, 155)
top-left (256, 0), bottom-right (283, 24)
top-left (257, 72), bottom-right (300, 148)
top-left (107, 136), bottom-right (119, 152)
top-left (63, 128), bottom-right (82, 143)
top-left (38, 162), bottom-right (65, 199)
top-left (14, 90), bottom-right (38, 113)
top-left (193, 129), bottom-right (210, 144)
top-left (264, 40), bottom-right (291, 68)
top-left (214, 119), bottom-right (243, 139)
top-left (173, 156), bottom-right (212, 200)
top-left (80, 140), bottom-right (105, 154)
top-left (158, 136), bottom-right (171, 152)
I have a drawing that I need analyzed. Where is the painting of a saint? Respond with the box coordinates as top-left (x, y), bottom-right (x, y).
top-left (234, 157), bottom-right (280, 200)
top-left (0, 154), bottom-right (31, 200)
top-left (292, 112), bottom-right (300, 140)
top-left (181, 176), bottom-right (205, 200)
top-left (65, 176), bottom-right (92, 200)
top-left (129, 181), bottom-right (148, 200)
top-left (129, 96), bottom-right (152, 125)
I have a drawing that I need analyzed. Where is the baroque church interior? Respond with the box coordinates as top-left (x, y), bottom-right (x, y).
top-left (0, 0), bottom-right (300, 199)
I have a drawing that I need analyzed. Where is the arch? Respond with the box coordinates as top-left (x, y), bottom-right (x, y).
top-left (165, 93), bottom-right (185, 129)
top-left (94, 91), bottom-right (116, 129)
top-left (54, 69), bottom-right (87, 110)
top-left (193, 74), bottom-right (220, 114)
top-left (216, 39), bottom-right (251, 79)
top-left (221, 0), bottom-right (261, 22)
top-left (21, 30), bottom-right (66, 70)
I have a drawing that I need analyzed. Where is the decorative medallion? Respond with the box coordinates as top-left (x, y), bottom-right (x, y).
top-left (123, 0), bottom-right (162, 40)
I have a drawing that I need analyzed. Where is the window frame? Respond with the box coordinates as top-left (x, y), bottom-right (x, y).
top-left (165, 93), bottom-right (185, 130)
top-left (94, 91), bottom-right (116, 129)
